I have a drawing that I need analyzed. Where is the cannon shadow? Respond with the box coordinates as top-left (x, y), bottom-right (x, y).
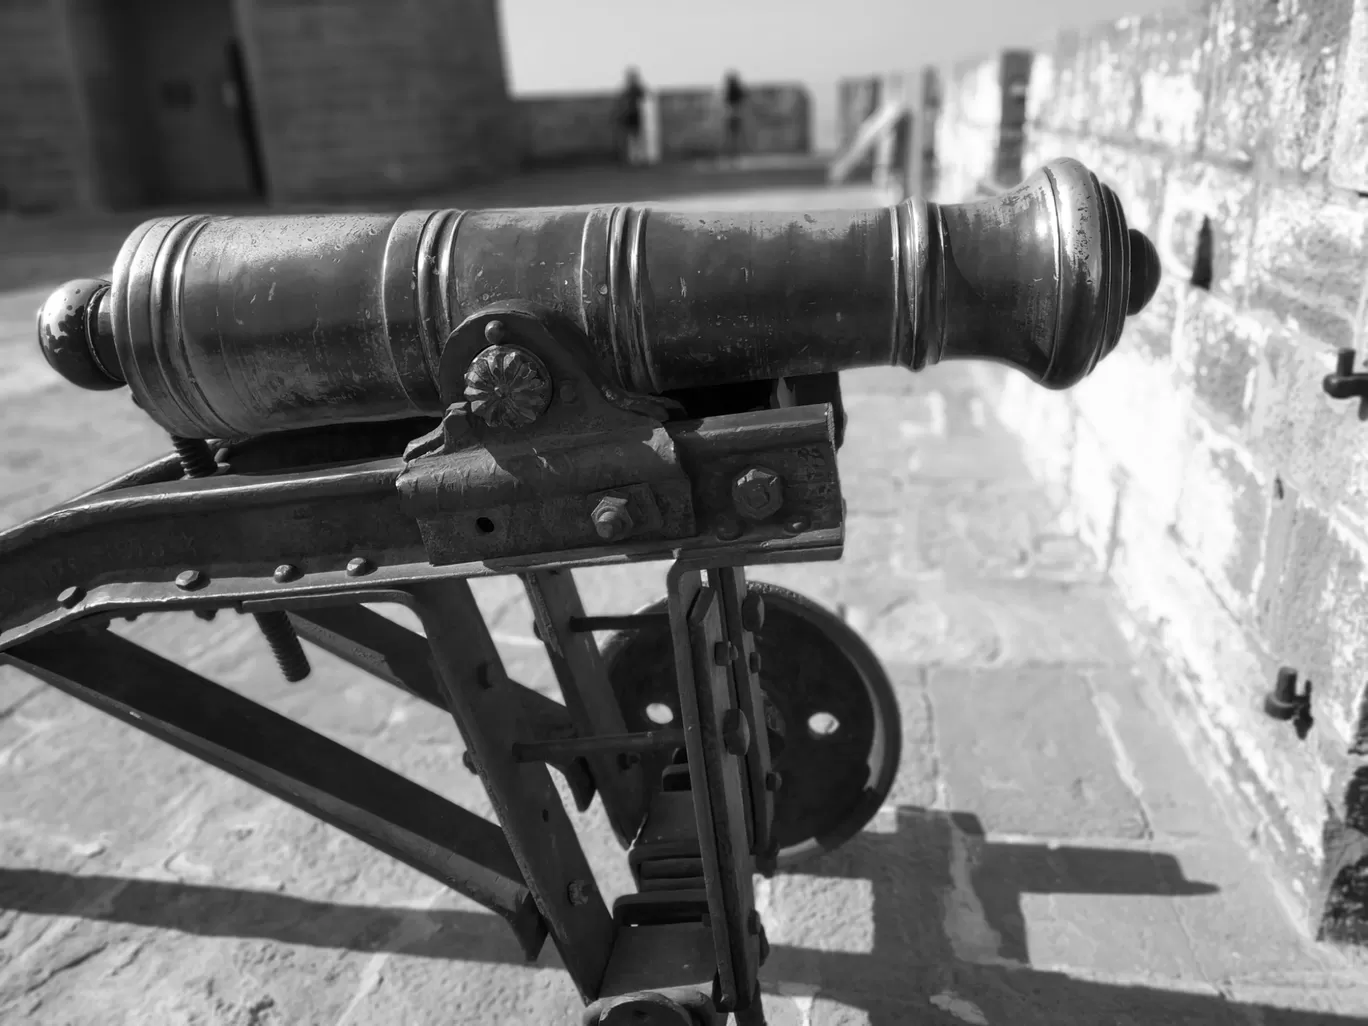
top-left (0, 806), bottom-right (1355, 1024)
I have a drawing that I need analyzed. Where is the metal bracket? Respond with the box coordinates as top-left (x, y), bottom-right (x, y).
top-left (397, 304), bottom-right (697, 565)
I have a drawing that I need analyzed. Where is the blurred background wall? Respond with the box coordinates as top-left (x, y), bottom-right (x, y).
top-left (1, 0), bottom-right (1183, 214)
top-left (0, 0), bottom-right (518, 211)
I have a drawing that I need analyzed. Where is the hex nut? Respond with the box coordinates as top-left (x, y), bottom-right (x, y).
top-left (731, 466), bottom-right (784, 521)
top-left (592, 495), bottom-right (633, 540)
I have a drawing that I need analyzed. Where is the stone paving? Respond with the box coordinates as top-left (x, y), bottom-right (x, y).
top-left (0, 170), bottom-right (1366, 1024)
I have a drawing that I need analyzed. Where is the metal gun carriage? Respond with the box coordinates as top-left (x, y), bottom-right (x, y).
top-left (11, 159), bottom-right (1158, 1025)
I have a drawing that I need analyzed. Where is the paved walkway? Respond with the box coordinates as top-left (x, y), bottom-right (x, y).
top-left (0, 171), bottom-right (1365, 1024)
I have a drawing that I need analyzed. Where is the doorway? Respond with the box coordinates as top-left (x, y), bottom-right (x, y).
top-left (127, 0), bottom-right (266, 204)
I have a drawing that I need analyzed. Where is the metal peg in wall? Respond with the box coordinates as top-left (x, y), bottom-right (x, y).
top-left (1322, 349), bottom-right (1368, 420)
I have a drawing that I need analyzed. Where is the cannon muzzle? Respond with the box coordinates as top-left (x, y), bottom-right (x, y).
top-left (38, 158), bottom-right (1159, 440)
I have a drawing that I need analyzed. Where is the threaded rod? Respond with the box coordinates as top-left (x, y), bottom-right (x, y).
top-left (253, 611), bottom-right (311, 683)
top-left (172, 436), bottom-right (218, 478)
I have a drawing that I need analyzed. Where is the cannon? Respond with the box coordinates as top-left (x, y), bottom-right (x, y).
top-left (11, 159), bottom-right (1157, 1024)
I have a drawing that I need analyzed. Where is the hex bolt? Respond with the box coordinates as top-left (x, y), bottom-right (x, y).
top-left (592, 495), bottom-right (633, 541)
top-left (566, 879), bottom-right (594, 906)
top-left (273, 564), bottom-right (301, 584)
top-left (741, 591), bottom-right (766, 633)
top-left (175, 569), bottom-right (205, 591)
top-left (57, 586), bottom-right (85, 608)
top-left (253, 611), bottom-right (311, 683)
top-left (346, 557), bottom-right (374, 577)
top-left (721, 709), bottom-right (751, 756)
top-left (731, 466), bottom-right (784, 522)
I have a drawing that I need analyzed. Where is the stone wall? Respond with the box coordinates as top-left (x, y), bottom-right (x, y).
top-left (924, 0), bottom-right (1368, 943)
top-left (0, 0), bottom-right (515, 212)
top-left (515, 84), bottom-right (811, 167)
top-left (236, 0), bottom-right (516, 203)
top-left (0, 0), bottom-right (89, 212)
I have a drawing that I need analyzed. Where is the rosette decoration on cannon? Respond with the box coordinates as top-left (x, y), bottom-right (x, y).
top-left (16, 158), bottom-right (1157, 1026)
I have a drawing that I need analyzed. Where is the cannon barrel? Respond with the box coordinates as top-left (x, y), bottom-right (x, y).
top-left (37, 158), bottom-right (1159, 440)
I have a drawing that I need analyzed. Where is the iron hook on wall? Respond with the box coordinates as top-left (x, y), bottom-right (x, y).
top-left (1264, 666), bottom-right (1314, 741)
top-left (1322, 349), bottom-right (1368, 420)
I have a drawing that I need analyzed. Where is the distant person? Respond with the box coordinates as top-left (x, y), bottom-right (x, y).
top-left (722, 71), bottom-right (748, 162)
top-left (618, 68), bottom-right (648, 166)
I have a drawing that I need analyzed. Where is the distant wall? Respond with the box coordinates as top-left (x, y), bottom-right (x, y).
top-left (0, 0), bottom-right (89, 212)
top-left (0, 0), bottom-right (516, 212)
top-left (238, 0), bottom-right (516, 203)
top-left (925, 0), bottom-right (1368, 945)
top-left (515, 83), bottom-right (811, 168)
top-left (515, 93), bottom-right (622, 166)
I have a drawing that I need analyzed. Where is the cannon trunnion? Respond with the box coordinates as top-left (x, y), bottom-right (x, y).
top-left (12, 160), bottom-right (1158, 1025)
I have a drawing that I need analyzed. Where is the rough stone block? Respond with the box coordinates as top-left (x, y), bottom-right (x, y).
top-left (1172, 288), bottom-right (1266, 431)
top-left (984, 366), bottom-right (1077, 510)
top-left (1072, 345), bottom-right (1193, 523)
top-left (1259, 488), bottom-right (1368, 751)
top-left (1076, 18), bottom-right (1142, 141)
top-left (1330, 0), bottom-right (1368, 192)
top-left (1030, 29), bottom-right (1091, 135)
top-left (1202, 0), bottom-right (1354, 172)
top-left (1110, 500), bottom-right (1329, 890)
top-left (1124, 276), bottom-right (1180, 362)
top-left (1134, 7), bottom-right (1212, 154)
top-left (1156, 161), bottom-right (1258, 306)
top-left (1172, 426), bottom-right (1269, 619)
top-left (1247, 181), bottom-right (1368, 350)
top-left (1248, 327), bottom-right (1368, 516)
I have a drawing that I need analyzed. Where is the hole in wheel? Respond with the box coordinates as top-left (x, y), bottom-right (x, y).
top-left (807, 711), bottom-right (840, 738)
top-left (475, 516), bottom-right (495, 533)
top-left (645, 703), bottom-right (674, 725)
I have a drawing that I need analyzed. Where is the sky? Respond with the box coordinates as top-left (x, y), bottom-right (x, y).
top-left (498, 0), bottom-right (1190, 94)
top-left (497, 0), bottom-right (1190, 150)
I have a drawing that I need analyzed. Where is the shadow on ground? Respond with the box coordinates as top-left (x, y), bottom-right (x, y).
top-left (0, 808), bottom-right (1347, 1025)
